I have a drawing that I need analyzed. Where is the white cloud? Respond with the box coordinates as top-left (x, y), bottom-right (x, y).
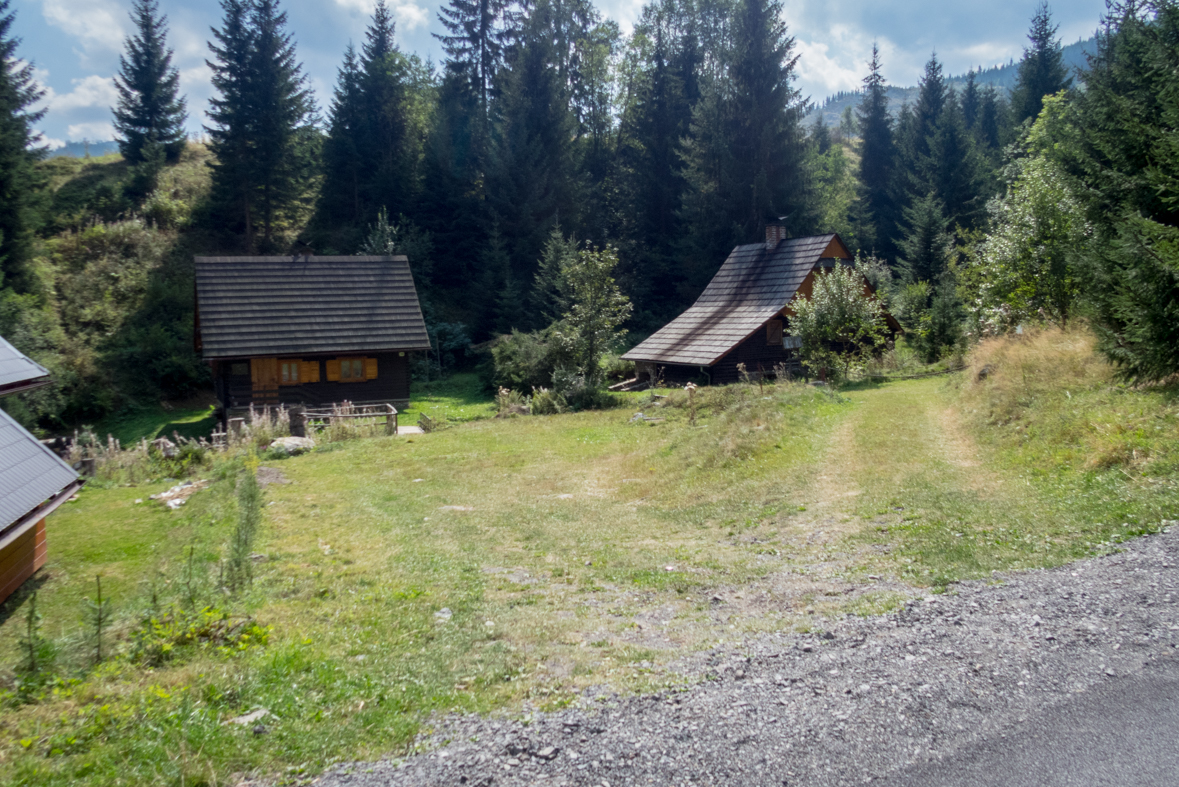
top-left (332, 0), bottom-right (428, 31)
top-left (66, 121), bottom-right (117, 141)
top-left (41, 0), bottom-right (126, 58)
top-left (793, 27), bottom-right (904, 101)
top-left (34, 133), bottom-right (66, 150)
top-left (46, 75), bottom-right (119, 112)
top-left (393, 2), bottom-right (428, 31)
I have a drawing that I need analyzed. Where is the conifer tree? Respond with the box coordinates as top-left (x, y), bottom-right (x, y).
top-left (1010, 2), bottom-right (1071, 126)
top-left (681, 0), bottom-right (808, 268)
top-left (206, 0), bottom-right (259, 245)
top-left (436, 0), bottom-right (507, 120)
top-left (486, 2), bottom-right (579, 297)
top-left (0, 0), bottom-right (45, 293)
top-left (895, 192), bottom-right (952, 284)
top-left (961, 70), bottom-right (979, 130)
top-left (206, 0), bottom-right (315, 250)
top-left (318, 45), bottom-right (365, 229)
top-left (856, 43), bottom-right (895, 258)
top-left (112, 0), bottom-right (187, 164)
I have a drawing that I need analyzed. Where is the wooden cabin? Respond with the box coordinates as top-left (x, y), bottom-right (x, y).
top-left (0, 335), bottom-right (82, 605)
top-left (623, 228), bottom-right (899, 384)
top-left (194, 255), bottom-right (431, 418)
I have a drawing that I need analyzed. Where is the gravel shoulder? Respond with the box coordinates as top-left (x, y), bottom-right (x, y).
top-left (313, 527), bottom-right (1179, 787)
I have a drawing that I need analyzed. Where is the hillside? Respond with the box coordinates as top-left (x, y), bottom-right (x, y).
top-left (809, 37), bottom-right (1096, 127)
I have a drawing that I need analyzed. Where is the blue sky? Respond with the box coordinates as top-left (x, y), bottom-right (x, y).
top-left (13, 0), bottom-right (1108, 147)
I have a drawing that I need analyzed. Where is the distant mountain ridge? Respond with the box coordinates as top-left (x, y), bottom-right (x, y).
top-left (809, 37), bottom-right (1096, 127)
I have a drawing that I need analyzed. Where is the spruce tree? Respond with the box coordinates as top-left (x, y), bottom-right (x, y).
top-left (248, 0), bottom-right (315, 249)
top-left (436, 0), bottom-right (507, 121)
top-left (318, 45), bottom-right (365, 230)
top-left (856, 43), bottom-right (895, 259)
top-left (895, 192), bottom-right (952, 284)
top-left (206, 0), bottom-right (314, 250)
top-left (1010, 2), bottom-right (1071, 126)
top-left (727, 0), bottom-right (807, 236)
top-left (112, 0), bottom-right (187, 164)
top-left (206, 0), bottom-right (258, 245)
top-left (486, 2), bottom-right (579, 306)
top-left (0, 0), bottom-right (45, 293)
top-left (681, 0), bottom-right (808, 269)
top-left (961, 70), bottom-right (979, 130)
top-left (1060, 0), bottom-right (1179, 380)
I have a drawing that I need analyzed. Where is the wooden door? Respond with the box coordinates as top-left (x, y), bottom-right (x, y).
top-left (250, 357), bottom-right (280, 404)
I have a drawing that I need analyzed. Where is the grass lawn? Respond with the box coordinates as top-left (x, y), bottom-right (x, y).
top-left (1, 332), bottom-right (1176, 786)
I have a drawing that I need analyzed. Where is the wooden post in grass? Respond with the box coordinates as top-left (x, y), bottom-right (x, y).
top-left (385, 404), bottom-right (398, 436)
top-left (290, 406), bottom-right (307, 437)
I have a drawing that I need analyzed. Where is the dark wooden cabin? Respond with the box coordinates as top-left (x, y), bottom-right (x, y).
top-left (623, 229), bottom-right (900, 384)
top-left (0, 335), bottom-right (82, 605)
top-left (194, 255), bottom-right (431, 417)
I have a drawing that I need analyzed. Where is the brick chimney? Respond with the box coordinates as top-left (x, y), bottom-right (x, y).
top-left (765, 223), bottom-right (787, 248)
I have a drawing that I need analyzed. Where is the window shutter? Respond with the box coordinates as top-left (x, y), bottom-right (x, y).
top-left (364, 357), bottom-right (378, 379)
top-left (326, 359), bottom-right (341, 381)
top-left (301, 361), bottom-right (320, 383)
top-left (767, 320), bottom-right (784, 345)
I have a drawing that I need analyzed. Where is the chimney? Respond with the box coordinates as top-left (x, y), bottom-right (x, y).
top-left (765, 223), bottom-right (787, 248)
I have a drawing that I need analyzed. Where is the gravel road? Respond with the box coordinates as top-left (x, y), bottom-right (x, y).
top-left (314, 525), bottom-right (1179, 787)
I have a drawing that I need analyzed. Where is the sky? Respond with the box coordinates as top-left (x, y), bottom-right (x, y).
top-left (12, 0), bottom-right (1109, 148)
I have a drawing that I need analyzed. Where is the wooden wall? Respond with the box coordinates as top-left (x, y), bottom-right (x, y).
top-left (0, 519), bottom-right (47, 606)
top-left (640, 321), bottom-right (804, 386)
top-left (214, 351), bottom-right (412, 412)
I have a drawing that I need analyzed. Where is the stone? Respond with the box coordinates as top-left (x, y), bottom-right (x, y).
top-left (435, 608), bottom-right (453, 624)
top-left (224, 708), bottom-right (270, 726)
top-left (534, 746), bottom-right (559, 761)
top-left (268, 436), bottom-right (316, 455)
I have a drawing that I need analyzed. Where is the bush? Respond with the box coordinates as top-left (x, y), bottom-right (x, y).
top-left (529, 387), bottom-right (567, 415)
top-left (485, 327), bottom-right (573, 392)
top-left (130, 605), bottom-right (271, 667)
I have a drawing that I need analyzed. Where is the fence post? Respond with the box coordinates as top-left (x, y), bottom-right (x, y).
top-left (385, 405), bottom-right (398, 436)
top-left (290, 406), bottom-right (306, 437)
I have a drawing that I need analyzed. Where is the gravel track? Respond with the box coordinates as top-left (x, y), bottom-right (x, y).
top-left (314, 526), bottom-right (1179, 787)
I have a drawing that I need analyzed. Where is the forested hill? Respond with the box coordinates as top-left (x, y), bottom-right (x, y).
top-left (810, 37), bottom-right (1096, 127)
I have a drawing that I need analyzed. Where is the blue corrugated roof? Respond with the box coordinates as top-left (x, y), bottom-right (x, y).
top-left (0, 408), bottom-right (79, 534)
top-left (0, 334), bottom-right (49, 391)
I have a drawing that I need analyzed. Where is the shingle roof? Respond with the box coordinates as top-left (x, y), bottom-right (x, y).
top-left (0, 334), bottom-right (50, 395)
top-left (0, 408), bottom-right (79, 535)
top-left (195, 256), bottom-right (432, 359)
top-left (623, 234), bottom-right (844, 367)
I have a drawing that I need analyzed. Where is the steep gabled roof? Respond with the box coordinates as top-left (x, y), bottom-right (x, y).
top-left (623, 234), bottom-right (847, 367)
top-left (0, 408), bottom-right (80, 541)
top-left (194, 256), bottom-right (431, 359)
top-left (0, 335), bottom-right (51, 396)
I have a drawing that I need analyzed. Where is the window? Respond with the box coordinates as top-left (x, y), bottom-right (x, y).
top-left (327, 357), bottom-right (376, 382)
top-left (281, 361), bottom-right (300, 384)
top-left (766, 319), bottom-right (784, 345)
top-left (230, 362), bottom-right (249, 376)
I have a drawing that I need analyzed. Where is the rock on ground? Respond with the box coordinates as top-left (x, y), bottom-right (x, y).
top-left (268, 436), bottom-right (316, 456)
top-left (313, 528), bottom-right (1179, 787)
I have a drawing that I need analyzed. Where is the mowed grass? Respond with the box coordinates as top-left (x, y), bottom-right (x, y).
top-left (2, 330), bottom-right (1174, 786)
top-left (0, 382), bottom-right (849, 786)
top-left (839, 328), bottom-right (1179, 587)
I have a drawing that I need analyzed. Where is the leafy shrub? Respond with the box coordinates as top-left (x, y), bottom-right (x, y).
top-left (486, 327), bottom-right (573, 392)
top-left (130, 605), bottom-right (271, 667)
top-left (141, 189), bottom-right (191, 228)
top-left (601, 352), bottom-right (635, 382)
top-left (529, 387), bottom-right (567, 415)
top-left (495, 386), bottom-right (529, 417)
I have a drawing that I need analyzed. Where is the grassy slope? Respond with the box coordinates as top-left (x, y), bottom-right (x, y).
top-left (1, 333), bottom-right (1175, 785)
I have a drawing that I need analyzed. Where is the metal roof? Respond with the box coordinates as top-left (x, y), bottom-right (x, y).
top-left (0, 408), bottom-right (79, 534)
top-left (0, 334), bottom-right (50, 394)
top-left (623, 234), bottom-right (845, 367)
top-left (194, 256), bottom-right (432, 359)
